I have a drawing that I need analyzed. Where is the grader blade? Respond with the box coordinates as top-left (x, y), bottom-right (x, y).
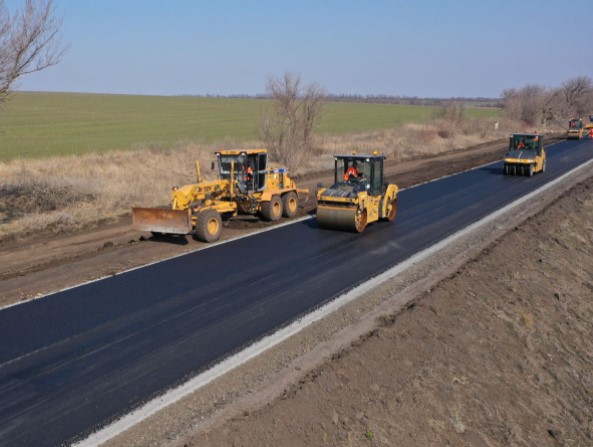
top-left (132, 207), bottom-right (192, 235)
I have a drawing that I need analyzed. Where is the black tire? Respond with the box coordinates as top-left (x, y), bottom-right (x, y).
top-left (503, 164), bottom-right (508, 175)
top-left (384, 199), bottom-right (397, 222)
top-left (510, 165), bottom-right (516, 175)
top-left (195, 209), bottom-right (222, 243)
top-left (261, 195), bottom-right (283, 221)
top-left (528, 164), bottom-right (534, 177)
top-left (354, 208), bottom-right (368, 233)
top-left (542, 159), bottom-right (546, 173)
top-left (281, 191), bottom-right (298, 218)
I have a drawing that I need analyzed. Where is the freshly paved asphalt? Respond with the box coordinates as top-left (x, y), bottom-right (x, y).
top-left (1, 138), bottom-right (592, 446)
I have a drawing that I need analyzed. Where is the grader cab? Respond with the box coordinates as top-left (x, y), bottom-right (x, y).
top-left (316, 152), bottom-right (398, 233)
top-left (132, 149), bottom-right (307, 242)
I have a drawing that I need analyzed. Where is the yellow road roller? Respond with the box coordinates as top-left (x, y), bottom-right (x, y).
top-left (503, 133), bottom-right (546, 176)
top-left (567, 117), bottom-right (584, 139)
top-left (316, 152), bottom-right (398, 232)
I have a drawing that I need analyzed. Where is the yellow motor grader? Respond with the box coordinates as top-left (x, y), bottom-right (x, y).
top-left (503, 133), bottom-right (546, 176)
top-left (316, 152), bottom-right (398, 233)
top-left (132, 149), bottom-right (308, 242)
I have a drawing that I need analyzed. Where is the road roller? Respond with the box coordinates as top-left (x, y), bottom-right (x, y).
top-left (503, 133), bottom-right (546, 177)
top-left (316, 152), bottom-right (398, 232)
top-left (567, 118), bottom-right (584, 139)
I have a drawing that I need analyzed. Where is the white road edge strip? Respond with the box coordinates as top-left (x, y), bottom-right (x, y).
top-left (76, 150), bottom-right (591, 447)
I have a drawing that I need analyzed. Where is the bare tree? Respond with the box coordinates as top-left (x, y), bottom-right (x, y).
top-left (540, 87), bottom-right (564, 128)
top-left (0, 0), bottom-right (66, 102)
top-left (560, 76), bottom-right (592, 117)
top-left (432, 100), bottom-right (465, 123)
top-left (502, 84), bottom-right (548, 126)
top-left (260, 73), bottom-right (325, 172)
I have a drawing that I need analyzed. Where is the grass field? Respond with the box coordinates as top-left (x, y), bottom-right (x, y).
top-left (0, 92), bottom-right (499, 161)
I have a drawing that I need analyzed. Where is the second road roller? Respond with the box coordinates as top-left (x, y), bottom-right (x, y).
top-left (316, 152), bottom-right (398, 232)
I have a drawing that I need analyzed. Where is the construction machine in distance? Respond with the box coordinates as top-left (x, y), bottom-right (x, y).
top-left (503, 133), bottom-right (546, 177)
top-left (316, 152), bottom-right (398, 233)
top-left (132, 149), bottom-right (308, 242)
top-left (567, 117), bottom-right (584, 139)
top-left (586, 114), bottom-right (593, 130)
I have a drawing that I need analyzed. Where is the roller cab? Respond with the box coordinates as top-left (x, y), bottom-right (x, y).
top-left (567, 118), bottom-right (584, 140)
top-left (503, 133), bottom-right (546, 176)
top-left (316, 153), bottom-right (398, 233)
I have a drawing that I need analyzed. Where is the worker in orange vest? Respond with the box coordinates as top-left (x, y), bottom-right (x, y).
top-left (344, 162), bottom-right (360, 180)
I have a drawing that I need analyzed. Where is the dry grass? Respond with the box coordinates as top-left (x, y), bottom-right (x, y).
top-left (0, 143), bottom-right (229, 240)
top-left (312, 116), bottom-right (525, 169)
top-left (0, 117), bottom-right (530, 241)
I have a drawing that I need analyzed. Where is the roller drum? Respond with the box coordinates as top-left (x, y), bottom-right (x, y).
top-left (316, 205), bottom-right (367, 232)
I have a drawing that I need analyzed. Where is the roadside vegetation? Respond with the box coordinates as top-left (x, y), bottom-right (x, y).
top-left (503, 76), bottom-right (593, 127)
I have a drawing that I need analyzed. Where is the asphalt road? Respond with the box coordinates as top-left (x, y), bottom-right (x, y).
top-left (1, 138), bottom-right (592, 446)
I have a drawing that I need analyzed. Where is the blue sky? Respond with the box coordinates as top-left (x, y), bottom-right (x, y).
top-left (6, 0), bottom-right (592, 98)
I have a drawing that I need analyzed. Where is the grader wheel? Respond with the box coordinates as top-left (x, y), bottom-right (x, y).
top-left (195, 209), bottom-right (222, 243)
top-left (261, 195), bottom-right (283, 221)
top-left (282, 192), bottom-right (298, 218)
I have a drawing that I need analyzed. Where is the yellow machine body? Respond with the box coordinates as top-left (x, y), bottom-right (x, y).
top-left (567, 118), bottom-right (584, 139)
top-left (132, 149), bottom-right (308, 242)
top-left (503, 133), bottom-right (546, 176)
top-left (316, 153), bottom-right (398, 233)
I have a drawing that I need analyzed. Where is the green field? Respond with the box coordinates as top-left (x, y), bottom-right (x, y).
top-left (0, 92), bottom-right (499, 161)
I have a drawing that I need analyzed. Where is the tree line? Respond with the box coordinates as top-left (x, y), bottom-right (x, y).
top-left (502, 77), bottom-right (593, 127)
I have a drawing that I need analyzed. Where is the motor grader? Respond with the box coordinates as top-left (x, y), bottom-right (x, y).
top-left (316, 152), bottom-right (398, 233)
top-left (132, 149), bottom-right (308, 242)
top-left (567, 118), bottom-right (584, 139)
top-left (503, 133), bottom-right (546, 177)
